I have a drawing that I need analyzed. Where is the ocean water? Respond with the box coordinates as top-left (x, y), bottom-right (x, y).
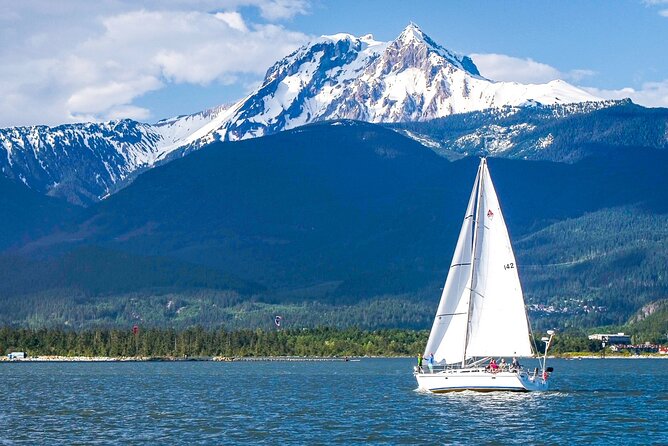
top-left (1, 358), bottom-right (666, 445)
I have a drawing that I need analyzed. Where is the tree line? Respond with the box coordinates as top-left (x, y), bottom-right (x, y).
top-left (0, 326), bottom-right (428, 358)
top-left (2, 326), bottom-right (651, 359)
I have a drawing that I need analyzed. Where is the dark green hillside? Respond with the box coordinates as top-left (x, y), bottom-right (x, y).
top-left (2, 121), bottom-right (668, 329)
top-left (75, 121), bottom-right (473, 293)
top-left (0, 246), bottom-right (261, 298)
top-left (516, 208), bottom-right (668, 328)
top-left (76, 123), bottom-right (668, 290)
top-left (0, 175), bottom-right (79, 250)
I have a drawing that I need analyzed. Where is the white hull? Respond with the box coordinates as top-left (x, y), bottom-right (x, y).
top-left (415, 368), bottom-right (548, 393)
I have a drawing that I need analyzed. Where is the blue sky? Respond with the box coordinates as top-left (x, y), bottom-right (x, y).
top-left (1, 0), bottom-right (667, 127)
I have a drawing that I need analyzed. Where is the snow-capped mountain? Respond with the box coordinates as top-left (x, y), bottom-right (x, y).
top-left (0, 23), bottom-right (605, 204)
top-left (195, 23), bottom-right (599, 143)
top-left (0, 120), bottom-right (162, 205)
top-left (0, 107), bottom-right (226, 204)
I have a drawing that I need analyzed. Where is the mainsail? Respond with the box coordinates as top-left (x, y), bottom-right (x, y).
top-left (423, 164), bottom-right (480, 364)
top-left (424, 159), bottom-right (533, 365)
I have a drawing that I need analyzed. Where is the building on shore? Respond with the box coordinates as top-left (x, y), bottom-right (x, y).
top-left (8, 352), bottom-right (27, 360)
top-left (588, 333), bottom-right (631, 344)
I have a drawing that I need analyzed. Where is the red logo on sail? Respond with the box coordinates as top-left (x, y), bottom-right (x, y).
top-left (487, 209), bottom-right (494, 219)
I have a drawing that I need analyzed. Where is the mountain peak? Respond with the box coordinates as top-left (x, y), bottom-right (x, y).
top-left (398, 22), bottom-right (427, 44)
top-left (390, 23), bottom-right (480, 76)
top-left (199, 23), bottom-right (599, 141)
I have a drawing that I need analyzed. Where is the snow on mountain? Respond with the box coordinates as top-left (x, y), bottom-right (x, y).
top-left (391, 98), bottom-right (664, 162)
top-left (199, 23), bottom-right (600, 142)
top-left (394, 99), bottom-right (625, 154)
top-left (0, 102), bottom-right (244, 204)
top-left (0, 108), bottom-right (227, 204)
top-left (0, 23), bottom-right (606, 204)
top-left (153, 104), bottom-right (232, 148)
top-left (0, 120), bottom-right (158, 204)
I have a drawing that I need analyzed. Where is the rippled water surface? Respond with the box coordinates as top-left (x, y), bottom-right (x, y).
top-left (1, 358), bottom-right (666, 445)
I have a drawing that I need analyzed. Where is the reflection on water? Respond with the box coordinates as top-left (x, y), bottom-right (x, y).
top-left (0, 358), bottom-right (666, 445)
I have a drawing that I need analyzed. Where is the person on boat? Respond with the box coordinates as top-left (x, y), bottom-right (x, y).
top-left (499, 358), bottom-right (506, 371)
top-left (488, 358), bottom-right (498, 373)
top-left (511, 357), bottom-right (520, 372)
top-left (427, 353), bottom-right (434, 373)
top-left (417, 353), bottom-right (423, 373)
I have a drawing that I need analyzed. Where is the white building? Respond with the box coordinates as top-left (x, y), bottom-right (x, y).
top-left (588, 333), bottom-right (631, 344)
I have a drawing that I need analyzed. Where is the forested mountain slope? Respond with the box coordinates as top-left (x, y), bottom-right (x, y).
top-left (1, 121), bottom-right (666, 329)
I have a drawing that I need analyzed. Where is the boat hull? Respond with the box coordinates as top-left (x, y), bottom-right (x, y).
top-left (415, 368), bottom-right (548, 393)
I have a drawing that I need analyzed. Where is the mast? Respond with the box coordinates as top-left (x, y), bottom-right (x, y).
top-left (461, 158), bottom-right (485, 367)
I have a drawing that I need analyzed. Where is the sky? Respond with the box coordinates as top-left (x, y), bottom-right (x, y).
top-left (1, 0), bottom-right (667, 128)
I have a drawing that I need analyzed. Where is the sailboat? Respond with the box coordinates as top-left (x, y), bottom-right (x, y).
top-left (415, 158), bottom-right (555, 393)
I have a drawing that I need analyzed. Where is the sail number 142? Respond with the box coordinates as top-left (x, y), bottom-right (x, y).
top-left (503, 263), bottom-right (515, 270)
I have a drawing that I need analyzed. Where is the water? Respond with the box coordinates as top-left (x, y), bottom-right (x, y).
top-left (1, 358), bottom-right (666, 445)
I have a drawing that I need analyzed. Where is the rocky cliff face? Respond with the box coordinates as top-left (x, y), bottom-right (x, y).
top-left (204, 23), bottom-right (599, 142)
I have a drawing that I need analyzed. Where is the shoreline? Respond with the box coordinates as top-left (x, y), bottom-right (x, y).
top-left (559, 355), bottom-right (668, 359)
top-left (0, 355), bottom-right (365, 362)
top-left (1, 354), bottom-right (667, 362)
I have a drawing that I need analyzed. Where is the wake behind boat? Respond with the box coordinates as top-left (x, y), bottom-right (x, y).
top-left (415, 158), bottom-right (554, 393)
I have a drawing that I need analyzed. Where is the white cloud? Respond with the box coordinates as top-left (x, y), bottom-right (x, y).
top-left (256, 0), bottom-right (310, 20)
top-left (582, 80), bottom-right (668, 108)
top-left (66, 77), bottom-right (163, 115)
top-left (471, 53), bottom-right (595, 84)
top-left (642, 0), bottom-right (668, 16)
top-left (568, 69), bottom-right (597, 82)
top-left (471, 53), bottom-right (560, 84)
top-left (0, 1), bottom-right (311, 127)
top-left (215, 11), bottom-right (248, 32)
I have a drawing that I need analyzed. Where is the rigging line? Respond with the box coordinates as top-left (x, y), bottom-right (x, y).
top-left (527, 310), bottom-right (540, 358)
top-left (436, 312), bottom-right (467, 317)
top-left (450, 262), bottom-right (472, 268)
top-left (466, 287), bottom-right (485, 299)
